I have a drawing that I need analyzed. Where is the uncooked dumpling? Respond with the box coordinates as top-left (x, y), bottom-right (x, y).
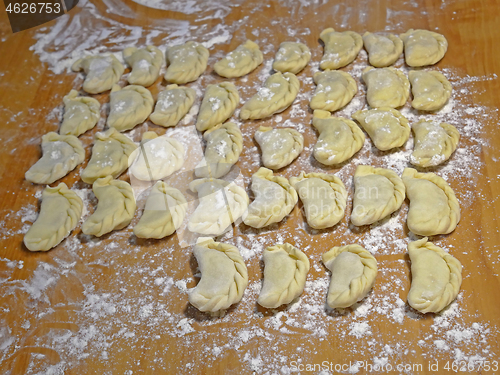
top-left (196, 82), bottom-right (239, 132)
top-left (60, 90), bottom-right (100, 136)
top-left (400, 29), bottom-right (448, 67)
top-left (214, 40), bottom-right (263, 78)
top-left (272, 42), bottom-right (311, 74)
top-left (409, 70), bottom-right (452, 111)
top-left (107, 84), bottom-right (154, 132)
top-left (363, 67), bottom-right (410, 108)
top-left (320, 28), bottom-right (363, 70)
top-left (362, 32), bottom-right (403, 67)
top-left (150, 84), bottom-right (196, 127)
top-left (310, 70), bottom-right (357, 112)
top-left (164, 41), bottom-right (209, 84)
top-left (254, 126), bottom-right (303, 170)
top-left (123, 45), bottom-right (163, 87)
top-left (71, 54), bottom-right (124, 94)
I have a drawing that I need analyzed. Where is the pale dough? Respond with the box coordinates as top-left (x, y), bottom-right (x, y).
top-left (320, 28), bottom-right (363, 70)
top-left (150, 84), bottom-right (196, 128)
top-left (310, 70), bottom-right (357, 112)
top-left (196, 82), bottom-right (239, 132)
top-left (254, 126), bottom-right (303, 170)
top-left (409, 70), bottom-right (452, 111)
top-left (107, 84), bottom-right (154, 132)
top-left (164, 41), bottom-right (209, 84)
top-left (272, 42), bottom-right (311, 74)
top-left (72, 54), bottom-right (124, 94)
top-left (60, 90), bottom-right (100, 137)
top-left (214, 40), bottom-right (263, 78)
top-left (362, 32), bottom-right (403, 67)
top-left (123, 45), bottom-right (163, 87)
top-left (363, 67), bottom-right (410, 108)
top-left (400, 29), bottom-right (448, 67)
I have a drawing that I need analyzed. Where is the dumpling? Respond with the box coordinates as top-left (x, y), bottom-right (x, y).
top-left (242, 167), bottom-right (298, 228)
top-left (319, 28), bottom-right (363, 70)
top-left (407, 237), bottom-right (462, 313)
top-left (352, 108), bottom-right (410, 151)
top-left (213, 40), bottom-right (263, 78)
top-left (272, 42), bottom-right (311, 74)
top-left (82, 176), bottom-right (136, 237)
top-left (81, 128), bottom-right (137, 184)
top-left (410, 120), bottom-right (459, 168)
top-left (71, 54), bottom-right (124, 94)
top-left (400, 29), bottom-right (448, 67)
top-left (129, 131), bottom-right (184, 181)
top-left (289, 172), bottom-right (347, 229)
top-left (24, 183), bottom-right (83, 252)
top-left (25, 132), bottom-right (85, 184)
top-left (123, 45), bottom-right (163, 87)
top-left (409, 70), bottom-right (452, 111)
top-left (150, 84), bottom-right (196, 127)
top-left (312, 109), bottom-right (365, 165)
top-left (402, 168), bottom-right (460, 236)
top-left (310, 70), bottom-right (357, 112)
top-left (195, 122), bottom-right (242, 179)
top-left (188, 178), bottom-right (249, 236)
top-left (164, 41), bottom-right (209, 84)
top-left (254, 126), bottom-right (303, 170)
top-left (322, 244), bottom-right (377, 308)
top-left (240, 72), bottom-right (300, 120)
top-left (133, 181), bottom-right (187, 239)
top-left (60, 90), bottom-right (100, 136)
top-left (258, 243), bottom-right (310, 308)
top-left (362, 32), bottom-right (403, 67)
top-left (351, 165), bottom-right (405, 226)
top-left (362, 67), bottom-right (410, 108)
top-left (107, 84), bottom-right (154, 132)
top-left (189, 237), bottom-right (248, 312)
top-left (196, 82), bottom-right (239, 132)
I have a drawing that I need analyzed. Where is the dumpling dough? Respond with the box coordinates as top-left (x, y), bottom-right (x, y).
top-left (272, 42), bottom-right (311, 74)
top-left (196, 82), bottom-right (239, 132)
top-left (24, 183), bottom-right (83, 252)
top-left (81, 128), bottom-right (137, 184)
top-left (71, 54), bottom-right (124, 94)
top-left (60, 90), bottom-right (100, 136)
top-left (352, 108), bottom-right (410, 151)
top-left (240, 72), bottom-right (300, 120)
top-left (312, 110), bottom-right (365, 165)
top-left (129, 131), bottom-right (184, 181)
top-left (258, 243), bottom-right (310, 308)
top-left (214, 40), bottom-right (263, 78)
top-left (408, 237), bottom-right (462, 313)
top-left (150, 84), bottom-right (196, 127)
top-left (195, 122), bottom-right (243, 179)
top-left (363, 67), bottom-right (410, 108)
top-left (290, 172), bottom-right (347, 229)
top-left (25, 132), bottom-right (85, 184)
top-left (164, 41), bottom-right (209, 84)
top-left (254, 126), bottom-right (303, 170)
top-left (400, 29), bottom-right (448, 67)
top-left (320, 28), bottom-right (363, 70)
top-left (107, 84), bottom-right (154, 132)
top-left (409, 70), bottom-right (452, 111)
top-left (133, 181), bottom-right (187, 239)
top-left (82, 176), bottom-right (136, 237)
top-left (243, 168), bottom-right (298, 228)
top-left (323, 244), bottom-right (377, 308)
top-left (410, 120), bottom-right (459, 168)
top-left (310, 70), bottom-right (357, 112)
top-left (189, 237), bottom-right (248, 312)
top-left (188, 178), bottom-right (249, 236)
top-left (402, 168), bottom-right (460, 236)
top-left (123, 45), bottom-right (163, 87)
top-left (362, 32), bottom-right (403, 67)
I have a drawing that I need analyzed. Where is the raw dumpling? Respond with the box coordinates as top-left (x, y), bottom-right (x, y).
top-left (150, 84), bottom-right (196, 127)
top-left (254, 126), bottom-right (303, 170)
top-left (242, 168), bottom-right (298, 228)
top-left (25, 132), bottom-right (85, 184)
top-left (409, 70), bottom-right (452, 111)
top-left (24, 183), bottom-right (83, 252)
top-left (407, 237), bottom-right (462, 313)
top-left (123, 45), bottom-right (163, 87)
top-left (258, 243), bottom-right (310, 308)
top-left (363, 67), bottom-right (410, 108)
top-left (351, 165), bottom-right (405, 226)
top-left (189, 237), bottom-right (248, 312)
top-left (213, 40), bottom-right (263, 78)
top-left (107, 84), bottom-right (154, 132)
top-left (71, 54), bottom-right (124, 94)
top-left (362, 32), bottom-right (403, 67)
top-left (320, 28), bottom-right (363, 70)
top-left (133, 181), bottom-right (187, 239)
top-left (322, 244), bottom-right (377, 308)
top-left (188, 178), bottom-right (249, 236)
top-left (312, 110), bottom-right (365, 165)
top-left (164, 41), bottom-right (209, 84)
top-left (352, 108), bottom-right (410, 151)
top-left (81, 128), bottom-right (137, 184)
top-left (410, 120), bottom-right (459, 168)
top-left (400, 29), bottom-right (448, 67)
top-left (195, 122), bottom-right (243, 179)
top-left (310, 70), bottom-right (357, 112)
top-left (290, 172), bottom-right (347, 229)
top-left (129, 131), bottom-right (184, 181)
top-left (272, 42), bottom-right (311, 74)
top-left (82, 176), bottom-right (136, 237)
top-left (196, 82), bottom-right (239, 132)
top-left (60, 90), bottom-right (100, 136)
top-left (240, 72), bottom-right (300, 120)
top-left (402, 168), bottom-right (460, 236)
